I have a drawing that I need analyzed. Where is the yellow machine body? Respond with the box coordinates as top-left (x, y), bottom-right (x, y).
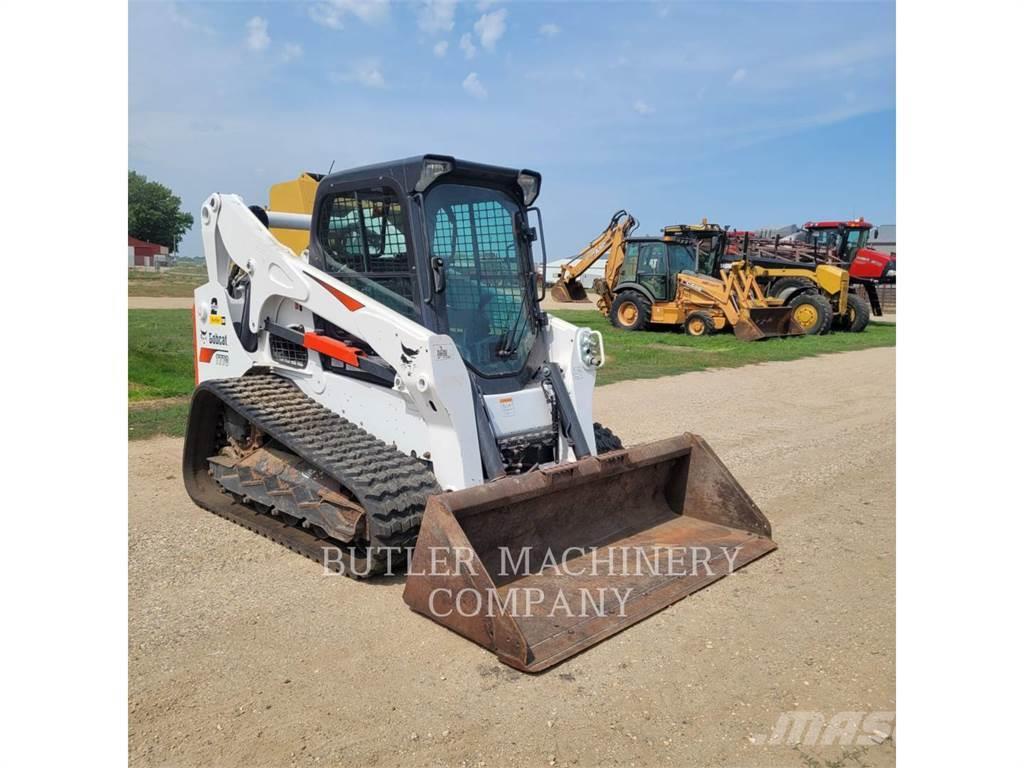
top-left (268, 172), bottom-right (321, 256)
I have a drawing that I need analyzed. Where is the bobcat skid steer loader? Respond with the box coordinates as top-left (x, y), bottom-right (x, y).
top-left (183, 156), bottom-right (776, 672)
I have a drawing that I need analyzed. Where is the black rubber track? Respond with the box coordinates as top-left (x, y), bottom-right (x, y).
top-left (593, 422), bottom-right (624, 453)
top-left (183, 373), bottom-right (440, 577)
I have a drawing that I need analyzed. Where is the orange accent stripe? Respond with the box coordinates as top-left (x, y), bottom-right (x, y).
top-left (198, 347), bottom-right (217, 363)
top-left (311, 275), bottom-right (364, 311)
top-left (192, 304), bottom-right (199, 384)
top-left (303, 332), bottom-right (361, 367)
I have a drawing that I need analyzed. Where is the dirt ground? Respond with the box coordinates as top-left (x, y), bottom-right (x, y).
top-left (129, 297), bottom-right (195, 309)
top-left (129, 347), bottom-right (895, 767)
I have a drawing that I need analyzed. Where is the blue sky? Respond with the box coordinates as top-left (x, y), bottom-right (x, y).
top-left (129, 1), bottom-right (895, 259)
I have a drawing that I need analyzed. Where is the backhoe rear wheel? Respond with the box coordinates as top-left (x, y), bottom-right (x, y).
top-left (838, 293), bottom-right (871, 333)
top-left (789, 292), bottom-right (833, 335)
top-left (610, 291), bottom-right (651, 331)
top-left (684, 311), bottom-right (716, 337)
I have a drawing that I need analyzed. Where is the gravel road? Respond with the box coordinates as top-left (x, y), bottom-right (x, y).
top-left (129, 347), bottom-right (895, 767)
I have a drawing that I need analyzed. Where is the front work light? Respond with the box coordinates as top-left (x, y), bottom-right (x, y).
top-left (578, 329), bottom-right (604, 368)
top-left (517, 171), bottom-right (541, 206)
top-left (415, 157), bottom-right (454, 192)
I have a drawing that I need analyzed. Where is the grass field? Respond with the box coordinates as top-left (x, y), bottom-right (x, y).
top-left (128, 263), bottom-right (206, 297)
top-left (128, 308), bottom-right (895, 439)
top-left (548, 310), bottom-right (896, 385)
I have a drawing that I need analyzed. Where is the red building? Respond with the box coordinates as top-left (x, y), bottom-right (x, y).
top-left (128, 236), bottom-right (170, 268)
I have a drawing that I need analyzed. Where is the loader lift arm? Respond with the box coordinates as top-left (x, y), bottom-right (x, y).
top-left (550, 210), bottom-right (637, 303)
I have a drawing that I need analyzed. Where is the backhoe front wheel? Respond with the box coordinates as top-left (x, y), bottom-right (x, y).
top-left (610, 291), bottom-right (651, 331)
top-left (684, 311), bottom-right (716, 337)
top-left (789, 292), bottom-right (833, 335)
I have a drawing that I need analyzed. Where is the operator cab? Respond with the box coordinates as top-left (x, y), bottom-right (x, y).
top-left (801, 219), bottom-right (874, 263)
top-left (625, 237), bottom-right (694, 300)
top-left (616, 231), bottom-right (714, 302)
top-left (306, 155), bottom-right (547, 389)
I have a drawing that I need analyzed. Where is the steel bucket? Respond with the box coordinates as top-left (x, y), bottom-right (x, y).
top-left (549, 278), bottom-right (590, 303)
top-left (403, 434), bottom-right (776, 672)
top-left (733, 306), bottom-right (805, 341)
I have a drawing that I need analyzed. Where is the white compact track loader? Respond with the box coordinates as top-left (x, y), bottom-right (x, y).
top-left (183, 155), bottom-right (776, 672)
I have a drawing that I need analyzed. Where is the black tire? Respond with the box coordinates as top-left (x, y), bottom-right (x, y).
top-left (593, 422), bottom-right (623, 454)
top-left (610, 291), bottom-right (651, 331)
top-left (769, 277), bottom-right (816, 301)
top-left (684, 310), bottom-right (716, 337)
top-left (788, 292), bottom-right (834, 335)
top-left (841, 293), bottom-right (871, 333)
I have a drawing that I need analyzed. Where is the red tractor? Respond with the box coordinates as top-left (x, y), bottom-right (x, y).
top-left (797, 219), bottom-right (895, 316)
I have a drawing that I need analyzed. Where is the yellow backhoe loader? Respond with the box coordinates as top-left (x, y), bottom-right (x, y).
top-left (713, 231), bottom-right (869, 335)
top-left (552, 213), bottom-right (803, 340)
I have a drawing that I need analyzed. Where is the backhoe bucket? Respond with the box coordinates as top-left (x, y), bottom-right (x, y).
top-left (403, 434), bottom-right (776, 672)
top-left (549, 278), bottom-right (590, 303)
top-left (732, 306), bottom-right (805, 341)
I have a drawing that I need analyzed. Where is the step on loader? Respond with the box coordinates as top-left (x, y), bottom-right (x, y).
top-left (183, 156), bottom-right (776, 671)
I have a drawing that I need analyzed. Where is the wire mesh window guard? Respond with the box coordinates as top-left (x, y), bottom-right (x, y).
top-left (317, 189), bottom-right (418, 320)
top-left (427, 184), bottom-right (536, 376)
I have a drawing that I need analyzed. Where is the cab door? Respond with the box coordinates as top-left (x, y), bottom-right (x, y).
top-left (636, 242), bottom-right (670, 301)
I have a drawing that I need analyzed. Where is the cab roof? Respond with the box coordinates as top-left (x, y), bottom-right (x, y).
top-left (804, 218), bottom-right (873, 230)
top-left (318, 154), bottom-right (540, 197)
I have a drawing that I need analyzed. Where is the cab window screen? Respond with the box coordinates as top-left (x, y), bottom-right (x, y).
top-left (317, 189), bottom-right (417, 320)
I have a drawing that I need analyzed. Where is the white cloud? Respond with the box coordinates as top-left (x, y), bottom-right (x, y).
top-left (281, 43), bottom-right (304, 62)
top-left (633, 99), bottom-right (654, 115)
top-left (167, 3), bottom-right (194, 29)
top-left (539, 23), bottom-right (559, 38)
top-left (731, 67), bottom-right (747, 83)
top-left (433, 40), bottom-right (449, 58)
top-left (310, 0), bottom-right (390, 30)
top-left (459, 32), bottom-right (477, 60)
top-left (418, 0), bottom-right (456, 34)
top-left (166, 2), bottom-right (214, 35)
top-left (474, 8), bottom-right (507, 52)
top-left (245, 17), bottom-right (270, 51)
top-left (336, 59), bottom-right (387, 88)
top-left (462, 72), bottom-right (487, 99)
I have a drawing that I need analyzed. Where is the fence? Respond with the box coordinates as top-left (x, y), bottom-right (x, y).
top-left (854, 284), bottom-right (896, 315)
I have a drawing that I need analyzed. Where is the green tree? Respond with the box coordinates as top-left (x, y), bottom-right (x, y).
top-left (128, 171), bottom-right (194, 251)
